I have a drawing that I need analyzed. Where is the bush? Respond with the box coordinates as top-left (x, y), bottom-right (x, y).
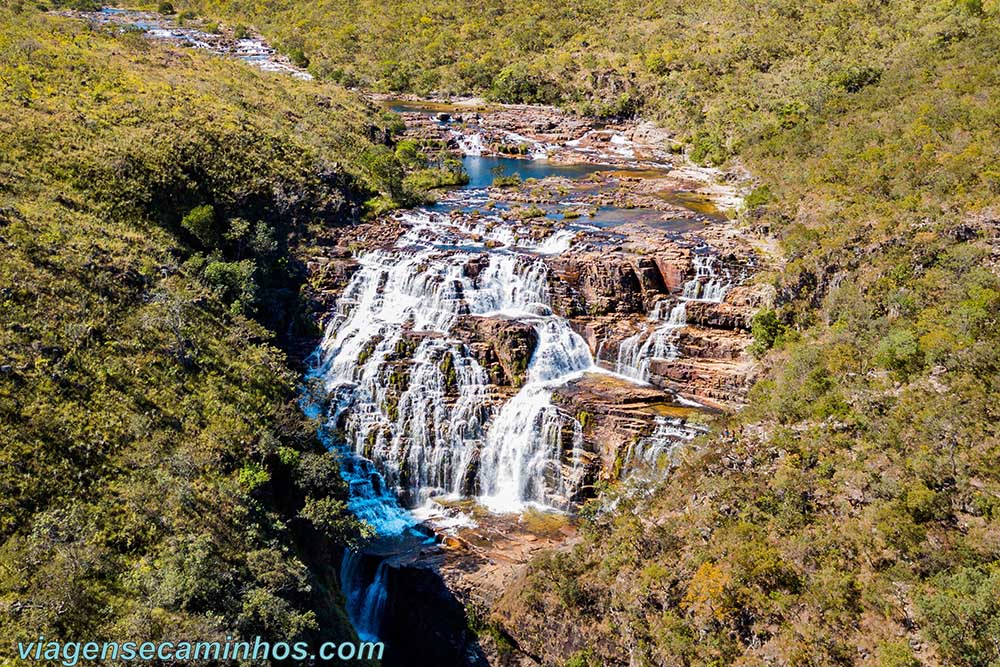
top-left (394, 139), bottom-right (424, 168)
top-left (876, 642), bottom-right (920, 667)
top-left (595, 93), bottom-right (639, 119)
top-left (359, 145), bottom-right (405, 203)
top-left (917, 566), bottom-right (1000, 667)
top-left (874, 328), bottom-right (922, 377)
top-left (181, 204), bottom-right (220, 247)
top-left (288, 48), bottom-right (309, 68)
top-left (744, 185), bottom-right (772, 209)
top-left (157, 1), bottom-right (174, 15)
top-left (488, 64), bottom-right (558, 104)
top-left (201, 259), bottom-right (257, 314)
top-left (379, 59), bottom-right (413, 91)
top-left (689, 131), bottom-right (728, 166)
top-left (831, 66), bottom-right (882, 93)
top-left (749, 309), bottom-right (785, 358)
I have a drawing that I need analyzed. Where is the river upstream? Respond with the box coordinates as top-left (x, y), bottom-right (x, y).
top-left (68, 10), bottom-right (770, 665)
top-left (300, 100), bottom-right (767, 664)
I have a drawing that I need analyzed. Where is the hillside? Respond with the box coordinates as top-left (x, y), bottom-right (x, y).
top-left (2, 0), bottom-right (999, 665)
top-left (0, 6), bottom-right (398, 656)
top-left (173, 0), bottom-right (1000, 665)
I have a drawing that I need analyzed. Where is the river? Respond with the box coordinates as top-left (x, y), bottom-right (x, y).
top-left (64, 11), bottom-right (757, 663)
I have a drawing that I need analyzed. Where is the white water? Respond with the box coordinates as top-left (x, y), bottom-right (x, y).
top-left (477, 319), bottom-right (595, 512)
top-left (626, 416), bottom-right (706, 476)
top-left (314, 202), bottom-right (598, 514)
top-left (340, 551), bottom-right (389, 641)
top-left (454, 131), bottom-right (486, 156)
top-left (682, 254), bottom-right (731, 302)
top-left (316, 223), bottom-right (738, 513)
top-left (613, 253), bottom-right (733, 381)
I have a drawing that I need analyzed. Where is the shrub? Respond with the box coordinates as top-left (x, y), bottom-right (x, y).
top-left (595, 93), bottom-right (639, 119)
top-left (201, 259), bottom-right (257, 314)
top-left (288, 48), bottom-right (309, 68)
top-left (831, 66), bottom-right (882, 93)
top-left (875, 642), bottom-right (920, 667)
top-left (744, 185), bottom-right (772, 209)
top-left (488, 64), bottom-right (558, 104)
top-left (749, 309), bottom-right (785, 358)
top-left (689, 131), bottom-right (728, 166)
top-left (917, 566), bottom-right (1000, 667)
top-left (157, 1), bottom-right (174, 15)
top-left (874, 328), bottom-right (922, 377)
top-left (238, 463), bottom-right (270, 492)
top-left (394, 139), bottom-right (424, 168)
top-left (181, 204), bottom-right (220, 247)
top-left (298, 497), bottom-right (372, 545)
top-left (379, 59), bottom-right (413, 91)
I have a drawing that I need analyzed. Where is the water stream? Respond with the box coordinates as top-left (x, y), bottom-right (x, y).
top-left (305, 126), bottom-right (740, 644)
top-left (613, 253), bottom-right (733, 382)
top-left (56, 10), bottom-right (741, 657)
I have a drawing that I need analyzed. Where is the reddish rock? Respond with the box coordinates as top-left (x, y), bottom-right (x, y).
top-left (451, 316), bottom-right (538, 388)
top-left (648, 357), bottom-right (757, 408)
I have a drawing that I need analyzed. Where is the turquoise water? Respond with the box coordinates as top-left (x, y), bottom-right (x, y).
top-left (462, 155), bottom-right (621, 189)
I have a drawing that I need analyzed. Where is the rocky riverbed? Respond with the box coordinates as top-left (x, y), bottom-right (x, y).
top-left (60, 12), bottom-right (774, 662)
top-left (303, 98), bottom-right (775, 665)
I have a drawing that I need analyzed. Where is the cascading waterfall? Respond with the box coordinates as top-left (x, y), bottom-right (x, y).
top-left (626, 416), bottom-right (706, 476)
top-left (682, 254), bottom-right (731, 303)
top-left (614, 252), bottom-right (733, 381)
top-left (340, 551), bottom-right (390, 642)
top-left (453, 131), bottom-right (485, 156)
top-left (389, 339), bottom-right (489, 502)
top-left (314, 203), bottom-right (590, 513)
top-left (292, 108), bottom-right (740, 649)
top-left (477, 318), bottom-right (595, 511)
top-left (615, 301), bottom-right (687, 381)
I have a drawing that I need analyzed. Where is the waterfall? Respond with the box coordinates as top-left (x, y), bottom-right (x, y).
top-left (613, 252), bottom-right (734, 381)
top-left (454, 131), bottom-right (485, 156)
top-left (682, 255), bottom-right (731, 303)
top-left (626, 416), bottom-right (706, 476)
top-left (615, 301), bottom-right (687, 381)
top-left (478, 319), bottom-right (594, 511)
top-left (314, 203), bottom-right (594, 513)
top-left (309, 130), bottom-right (737, 528)
top-left (387, 339), bottom-right (489, 502)
top-left (341, 551), bottom-right (390, 642)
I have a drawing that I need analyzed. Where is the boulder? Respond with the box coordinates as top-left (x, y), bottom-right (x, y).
top-left (451, 316), bottom-right (538, 388)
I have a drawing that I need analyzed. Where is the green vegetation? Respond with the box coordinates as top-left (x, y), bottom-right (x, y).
top-left (155, 0), bottom-right (1000, 664)
top-left (0, 7), bottom-right (392, 658)
top-left (3, 0), bottom-right (1000, 664)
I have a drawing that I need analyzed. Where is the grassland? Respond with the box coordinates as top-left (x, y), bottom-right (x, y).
top-left (0, 6), bottom-right (396, 656)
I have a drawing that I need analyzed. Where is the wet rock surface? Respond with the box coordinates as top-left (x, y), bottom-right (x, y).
top-left (451, 316), bottom-right (539, 388)
top-left (302, 98), bottom-right (774, 665)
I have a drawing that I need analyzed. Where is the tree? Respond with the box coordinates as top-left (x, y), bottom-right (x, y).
top-left (181, 204), bottom-right (220, 248)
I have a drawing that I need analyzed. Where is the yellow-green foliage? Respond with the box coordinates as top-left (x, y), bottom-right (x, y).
top-left (168, 0), bottom-right (1000, 664)
top-left (0, 7), bottom-right (381, 656)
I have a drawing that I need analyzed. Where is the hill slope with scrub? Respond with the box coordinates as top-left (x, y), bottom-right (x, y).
top-left (0, 6), bottom-right (402, 657)
top-left (173, 0), bottom-right (1000, 664)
